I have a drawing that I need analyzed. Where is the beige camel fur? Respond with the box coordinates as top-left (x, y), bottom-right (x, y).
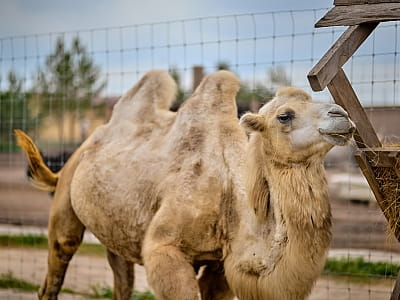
top-left (16, 69), bottom-right (355, 300)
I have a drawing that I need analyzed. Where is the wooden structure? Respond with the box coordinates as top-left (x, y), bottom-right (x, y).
top-left (308, 1), bottom-right (400, 298)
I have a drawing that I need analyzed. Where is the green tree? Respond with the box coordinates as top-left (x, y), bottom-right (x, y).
top-left (34, 36), bottom-right (106, 142)
top-left (268, 65), bottom-right (291, 87)
top-left (0, 72), bottom-right (39, 151)
top-left (169, 67), bottom-right (186, 109)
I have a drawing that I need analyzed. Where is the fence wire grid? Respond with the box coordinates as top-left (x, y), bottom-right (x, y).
top-left (0, 8), bottom-right (400, 300)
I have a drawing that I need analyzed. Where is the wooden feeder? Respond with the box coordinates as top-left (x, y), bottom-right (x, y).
top-left (308, 1), bottom-right (400, 298)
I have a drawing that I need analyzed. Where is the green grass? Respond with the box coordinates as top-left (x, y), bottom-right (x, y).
top-left (0, 273), bottom-right (155, 299)
top-left (323, 256), bottom-right (399, 278)
top-left (91, 284), bottom-right (155, 299)
top-left (0, 272), bottom-right (39, 292)
top-left (1, 234), bottom-right (398, 290)
top-left (0, 234), bottom-right (106, 256)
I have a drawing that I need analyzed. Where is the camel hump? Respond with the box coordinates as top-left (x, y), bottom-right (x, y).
top-left (14, 129), bottom-right (58, 192)
top-left (276, 86), bottom-right (311, 101)
top-left (110, 70), bottom-right (177, 123)
top-left (195, 70), bottom-right (240, 101)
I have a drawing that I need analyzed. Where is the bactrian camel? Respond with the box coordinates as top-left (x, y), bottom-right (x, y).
top-left (16, 69), bottom-right (355, 300)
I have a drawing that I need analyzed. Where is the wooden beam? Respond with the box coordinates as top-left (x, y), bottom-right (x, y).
top-left (334, 0), bottom-right (400, 6)
top-left (308, 23), bottom-right (377, 91)
top-left (316, 3), bottom-right (400, 27)
top-left (354, 150), bottom-right (400, 241)
top-left (357, 149), bottom-right (400, 179)
top-left (327, 68), bottom-right (381, 148)
top-left (391, 271), bottom-right (400, 300)
top-left (192, 65), bottom-right (204, 92)
top-left (357, 148), bottom-right (400, 167)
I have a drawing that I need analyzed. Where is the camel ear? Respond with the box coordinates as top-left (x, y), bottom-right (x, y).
top-left (240, 113), bottom-right (266, 132)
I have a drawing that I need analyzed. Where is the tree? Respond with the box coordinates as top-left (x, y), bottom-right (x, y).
top-left (0, 71), bottom-right (39, 150)
top-left (168, 66), bottom-right (186, 111)
top-left (268, 65), bottom-right (291, 87)
top-left (34, 36), bottom-right (106, 143)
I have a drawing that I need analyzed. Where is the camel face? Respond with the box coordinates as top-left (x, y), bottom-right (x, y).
top-left (241, 86), bottom-right (355, 163)
top-left (317, 104), bottom-right (356, 146)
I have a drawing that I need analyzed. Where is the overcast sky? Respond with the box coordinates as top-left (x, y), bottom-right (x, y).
top-left (0, 0), bottom-right (333, 37)
top-left (1, 0), bottom-right (399, 107)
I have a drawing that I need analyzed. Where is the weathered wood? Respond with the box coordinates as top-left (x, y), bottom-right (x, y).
top-left (357, 148), bottom-right (400, 179)
top-left (354, 151), bottom-right (400, 241)
top-left (316, 3), bottom-right (400, 27)
top-left (334, 0), bottom-right (400, 6)
top-left (327, 68), bottom-right (382, 148)
top-left (391, 271), bottom-right (400, 300)
top-left (192, 65), bottom-right (204, 91)
top-left (357, 148), bottom-right (400, 167)
top-left (307, 23), bottom-right (377, 91)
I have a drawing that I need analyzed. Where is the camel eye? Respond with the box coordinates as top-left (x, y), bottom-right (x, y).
top-left (277, 112), bottom-right (294, 124)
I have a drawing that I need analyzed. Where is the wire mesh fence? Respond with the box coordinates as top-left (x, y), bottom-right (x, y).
top-left (0, 8), bottom-right (399, 299)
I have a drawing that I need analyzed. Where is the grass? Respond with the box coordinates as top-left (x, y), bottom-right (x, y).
top-left (323, 256), bottom-right (399, 278)
top-left (91, 284), bottom-right (155, 299)
top-left (0, 272), bottom-right (75, 294)
top-left (0, 272), bottom-right (39, 292)
top-left (0, 234), bottom-right (106, 256)
top-left (1, 233), bottom-right (399, 290)
top-left (1, 256), bottom-right (398, 297)
top-left (0, 273), bottom-right (155, 299)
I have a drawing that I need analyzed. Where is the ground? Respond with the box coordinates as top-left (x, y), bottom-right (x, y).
top-left (0, 245), bottom-right (396, 299)
top-left (0, 153), bottom-right (399, 299)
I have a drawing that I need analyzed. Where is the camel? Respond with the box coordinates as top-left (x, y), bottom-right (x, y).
top-left (16, 69), bottom-right (355, 300)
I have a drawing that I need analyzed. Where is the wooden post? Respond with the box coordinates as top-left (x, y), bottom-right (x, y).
top-left (391, 271), bottom-right (400, 300)
top-left (327, 68), bottom-right (381, 148)
top-left (192, 65), bottom-right (204, 91)
top-left (308, 23), bottom-right (378, 91)
top-left (309, 3), bottom-right (400, 298)
top-left (316, 3), bottom-right (400, 27)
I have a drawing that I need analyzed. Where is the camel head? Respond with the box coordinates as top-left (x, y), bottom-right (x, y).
top-left (240, 86), bottom-right (355, 164)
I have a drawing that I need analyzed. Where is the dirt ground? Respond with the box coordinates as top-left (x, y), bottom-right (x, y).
top-left (0, 154), bottom-right (399, 299)
top-left (0, 246), bottom-right (396, 300)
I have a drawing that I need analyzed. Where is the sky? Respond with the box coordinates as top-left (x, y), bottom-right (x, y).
top-left (0, 0), bottom-right (399, 107)
top-left (0, 0), bottom-right (333, 37)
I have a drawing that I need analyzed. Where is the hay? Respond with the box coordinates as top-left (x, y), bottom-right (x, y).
top-left (371, 143), bottom-right (400, 238)
top-left (374, 167), bottom-right (400, 235)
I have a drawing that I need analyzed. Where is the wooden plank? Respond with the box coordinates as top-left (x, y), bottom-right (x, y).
top-left (316, 3), bottom-right (400, 27)
top-left (307, 23), bottom-right (377, 91)
top-left (192, 65), bottom-right (204, 91)
top-left (354, 151), bottom-right (400, 241)
top-left (391, 271), bottom-right (400, 300)
top-left (357, 149), bottom-right (400, 167)
top-left (327, 68), bottom-right (382, 148)
top-left (335, 0), bottom-right (400, 6)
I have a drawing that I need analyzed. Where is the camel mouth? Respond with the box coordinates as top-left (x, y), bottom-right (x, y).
top-left (319, 129), bottom-right (354, 146)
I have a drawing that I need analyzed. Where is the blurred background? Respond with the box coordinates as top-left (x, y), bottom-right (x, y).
top-left (0, 0), bottom-right (399, 299)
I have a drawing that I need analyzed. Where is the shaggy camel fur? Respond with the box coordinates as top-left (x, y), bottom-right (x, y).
top-left (16, 69), bottom-right (355, 300)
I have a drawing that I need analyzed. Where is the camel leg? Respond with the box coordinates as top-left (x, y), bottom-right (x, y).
top-left (144, 245), bottom-right (200, 300)
top-left (106, 249), bottom-right (134, 300)
top-left (198, 262), bottom-right (235, 300)
top-left (38, 192), bottom-right (85, 300)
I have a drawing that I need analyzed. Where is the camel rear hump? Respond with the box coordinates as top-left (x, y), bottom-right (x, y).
top-left (192, 70), bottom-right (240, 111)
top-left (110, 70), bottom-right (177, 125)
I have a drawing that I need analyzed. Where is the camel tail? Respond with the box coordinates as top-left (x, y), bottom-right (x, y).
top-left (14, 129), bottom-right (58, 192)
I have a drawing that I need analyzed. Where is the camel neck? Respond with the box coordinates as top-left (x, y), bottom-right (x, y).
top-left (224, 159), bottom-right (332, 300)
top-left (265, 160), bottom-right (331, 232)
